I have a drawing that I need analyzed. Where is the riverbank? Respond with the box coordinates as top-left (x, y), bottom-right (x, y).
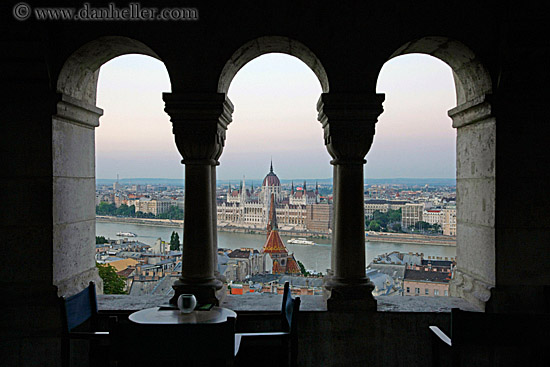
top-left (96, 216), bottom-right (455, 246)
top-left (96, 216), bottom-right (331, 238)
top-left (97, 221), bottom-right (456, 272)
top-left (96, 215), bottom-right (183, 228)
top-left (366, 233), bottom-right (456, 246)
top-left (217, 225), bottom-right (331, 239)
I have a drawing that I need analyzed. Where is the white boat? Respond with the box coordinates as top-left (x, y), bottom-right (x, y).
top-left (116, 232), bottom-right (137, 237)
top-left (287, 238), bottom-right (315, 245)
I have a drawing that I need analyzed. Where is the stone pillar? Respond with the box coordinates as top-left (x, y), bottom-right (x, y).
top-left (317, 93), bottom-right (384, 311)
top-left (164, 93), bottom-right (233, 305)
top-left (448, 94), bottom-right (495, 310)
top-left (53, 93), bottom-right (104, 296)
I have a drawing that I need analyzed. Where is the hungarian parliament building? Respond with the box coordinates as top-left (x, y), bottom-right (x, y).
top-left (216, 162), bottom-right (332, 233)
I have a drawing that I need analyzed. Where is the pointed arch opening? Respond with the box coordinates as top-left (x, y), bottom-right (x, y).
top-left (53, 37), bottom-right (171, 297)
top-left (215, 44), bottom-right (331, 297)
top-left (376, 36), bottom-right (495, 309)
top-left (218, 36), bottom-right (329, 94)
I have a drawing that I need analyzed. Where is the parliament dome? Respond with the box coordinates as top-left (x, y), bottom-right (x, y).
top-left (262, 161), bottom-right (280, 187)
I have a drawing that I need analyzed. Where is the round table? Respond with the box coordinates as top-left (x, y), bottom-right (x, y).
top-left (129, 306), bottom-right (237, 325)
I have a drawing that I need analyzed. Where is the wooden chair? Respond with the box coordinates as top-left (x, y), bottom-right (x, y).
top-left (430, 308), bottom-right (550, 367)
top-left (60, 281), bottom-right (111, 367)
top-left (236, 282), bottom-right (301, 367)
top-left (110, 316), bottom-right (240, 367)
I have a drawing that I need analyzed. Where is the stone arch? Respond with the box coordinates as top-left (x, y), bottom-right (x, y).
top-left (217, 36), bottom-right (329, 94)
top-left (382, 37), bottom-right (495, 310)
top-left (53, 36), bottom-right (170, 297)
top-left (388, 36), bottom-right (492, 105)
top-left (57, 36), bottom-right (164, 103)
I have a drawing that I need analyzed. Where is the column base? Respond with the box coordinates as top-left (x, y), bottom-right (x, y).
top-left (325, 276), bottom-right (377, 312)
top-left (170, 277), bottom-right (225, 306)
top-left (214, 270), bottom-right (227, 285)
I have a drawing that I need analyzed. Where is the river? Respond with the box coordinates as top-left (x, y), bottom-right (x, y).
top-left (96, 222), bottom-right (456, 273)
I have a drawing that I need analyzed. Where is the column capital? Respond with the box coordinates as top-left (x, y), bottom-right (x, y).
top-left (55, 92), bottom-right (104, 129)
top-left (317, 93), bottom-right (384, 165)
top-left (448, 94), bottom-right (493, 128)
top-left (163, 92), bottom-right (234, 165)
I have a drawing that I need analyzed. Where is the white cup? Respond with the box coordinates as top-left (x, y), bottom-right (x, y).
top-left (177, 294), bottom-right (197, 313)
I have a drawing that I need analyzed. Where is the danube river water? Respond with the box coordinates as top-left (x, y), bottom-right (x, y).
top-left (96, 222), bottom-right (456, 273)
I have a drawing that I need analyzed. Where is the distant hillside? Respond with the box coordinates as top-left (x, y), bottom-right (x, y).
top-left (364, 178), bottom-right (455, 186)
top-left (96, 178), bottom-right (184, 186)
top-left (97, 177), bottom-right (455, 186)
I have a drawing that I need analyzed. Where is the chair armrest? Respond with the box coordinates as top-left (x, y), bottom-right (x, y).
top-left (234, 334), bottom-right (242, 357)
top-left (68, 331), bottom-right (110, 339)
top-left (236, 331), bottom-right (290, 349)
top-left (237, 332), bottom-right (290, 338)
top-left (429, 326), bottom-right (452, 347)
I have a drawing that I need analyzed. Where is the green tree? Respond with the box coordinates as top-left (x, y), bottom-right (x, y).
top-left (370, 209), bottom-right (402, 231)
top-left (157, 206), bottom-right (184, 220)
top-left (414, 221), bottom-right (432, 232)
top-left (391, 223), bottom-right (402, 232)
top-left (297, 260), bottom-right (309, 276)
top-left (170, 231), bottom-right (181, 251)
top-left (96, 263), bottom-right (126, 294)
top-left (96, 202), bottom-right (116, 215)
top-left (115, 204), bottom-right (135, 217)
top-left (96, 236), bottom-right (107, 244)
top-left (388, 209), bottom-right (402, 223)
top-left (369, 220), bottom-right (381, 232)
top-left (136, 211), bottom-right (155, 218)
top-left (373, 210), bottom-right (389, 228)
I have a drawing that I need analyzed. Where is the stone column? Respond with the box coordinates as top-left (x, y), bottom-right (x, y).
top-left (317, 93), bottom-right (384, 311)
top-left (164, 93), bottom-right (233, 305)
top-left (447, 94), bottom-right (495, 310)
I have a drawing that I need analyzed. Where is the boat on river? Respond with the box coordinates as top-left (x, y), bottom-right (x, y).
top-left (287, 238), bottom-right (315, 245)
top-left (116, 232), bottom-right (137, 237)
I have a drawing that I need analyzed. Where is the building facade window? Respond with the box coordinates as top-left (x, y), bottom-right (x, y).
top-left (425, 288), bottom-right (429, 295)
top-left (415, 288), bottom-right (420, 295)
top-left (434, 289), bottom-right (440, 296)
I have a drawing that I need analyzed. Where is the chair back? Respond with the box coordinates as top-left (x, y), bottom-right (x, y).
top-left (112, 316), bottom-right (237, 363)
top-left (61, 281), bottom-right (98, 332)
top-left (281, 282), bottom-right (301, 333)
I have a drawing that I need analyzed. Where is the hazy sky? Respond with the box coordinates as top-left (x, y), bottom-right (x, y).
top-left (95, 53), bottom-right (456, 180)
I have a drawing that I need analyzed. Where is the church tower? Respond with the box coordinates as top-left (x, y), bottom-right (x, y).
top-left (261, 193), bottom-right (300, 275)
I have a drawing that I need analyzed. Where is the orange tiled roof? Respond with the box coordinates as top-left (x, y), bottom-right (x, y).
top-left (262, 229), bottom-right (288, 254)
top-left (286, 257), bottom-right (301, 274)
top-left (272, 260), bottom-right (283, 274)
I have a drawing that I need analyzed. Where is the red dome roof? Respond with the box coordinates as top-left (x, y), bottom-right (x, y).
top-left (263, 172), bottom-right (280, 187)
top-left (262, 162), bottom-right (280, 187)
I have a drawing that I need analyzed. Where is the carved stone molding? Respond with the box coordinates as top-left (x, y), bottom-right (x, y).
top-left (449, 94), bottom-right (493, 128)
top-left (317, 93), bottom-right (384, 164)
top-left (55, 93), bottom-right (104, 129)
top-left (163, 92), bottom-right (234, 165)
top-left (450, 268), bottom-right (493, 309)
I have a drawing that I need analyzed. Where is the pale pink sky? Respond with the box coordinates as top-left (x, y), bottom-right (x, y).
top-left (95, 53), bottom-right (456, 180)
